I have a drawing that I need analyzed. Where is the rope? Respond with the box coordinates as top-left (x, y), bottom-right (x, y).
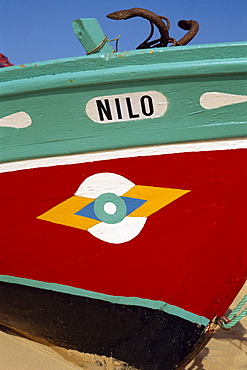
top-left (87, 36), bottom-right (108, 55)
top-left (218, 294), bottom-right (247, 329)
top-left (87, 35), bottom-right (121, 55)
top-left (108, 35), bottom-right (121, 52)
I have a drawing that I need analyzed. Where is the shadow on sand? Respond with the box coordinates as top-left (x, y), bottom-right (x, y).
top-left (185, 316), bottom-right (247, 370)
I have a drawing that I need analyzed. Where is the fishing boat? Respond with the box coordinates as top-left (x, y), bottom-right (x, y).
top-left (0, 8), bottom-right (247, 370)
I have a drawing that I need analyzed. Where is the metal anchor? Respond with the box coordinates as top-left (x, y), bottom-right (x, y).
top-left (107, 8), bottom-right (199, 49)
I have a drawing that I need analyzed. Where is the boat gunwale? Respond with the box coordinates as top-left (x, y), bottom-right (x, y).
top-left (0, 41), bottom-right (247, 98)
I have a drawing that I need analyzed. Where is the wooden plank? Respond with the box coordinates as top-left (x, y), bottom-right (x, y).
top-left (72, 18), bottom-right (113, 55)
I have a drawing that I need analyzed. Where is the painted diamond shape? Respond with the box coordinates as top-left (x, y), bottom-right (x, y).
top-left (38, 172), bottom-right (190, 244)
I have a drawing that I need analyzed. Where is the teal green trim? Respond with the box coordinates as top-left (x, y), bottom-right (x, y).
top-left (1, 42), bottom-right (246, 80)
top-left (1, 42), bottom-right (246, 164)
top-left (0, 275), bottom-right (209, 326)
top-left (72, 18), bottom-right (113, 55)
top-left (1, 58), bottom-right (246, 98)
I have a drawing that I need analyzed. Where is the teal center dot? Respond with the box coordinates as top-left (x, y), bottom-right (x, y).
top-left (94, 193), bottom-right (127, 224)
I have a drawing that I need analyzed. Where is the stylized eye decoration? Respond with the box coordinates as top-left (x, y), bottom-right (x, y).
top-left (38, 172), bottom-right (189, 244)
top-left (74, 173), bottom-right (148, 243)
top-left (75, 192), bottom-right (146, 224)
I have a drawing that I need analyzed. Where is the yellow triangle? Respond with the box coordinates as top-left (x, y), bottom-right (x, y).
top-left (123, 185), bottom-right (190, 217)
top-left (37, 196), bottom-right (100, 230)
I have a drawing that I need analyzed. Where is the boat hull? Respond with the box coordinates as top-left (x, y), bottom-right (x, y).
top-left (1, 40), bottom-right (247, 369)
top-left (1, 139), bottom-right (247, 369)
top-left (0, 281), bottom-right (208, 370)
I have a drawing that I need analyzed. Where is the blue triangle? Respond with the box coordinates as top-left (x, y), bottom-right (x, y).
top-left (75, 201), bottom-right (100, 221)
top-left (121, 197), bottom-right (146, 215)
top-left (75, 196), bottom-right (146, 220)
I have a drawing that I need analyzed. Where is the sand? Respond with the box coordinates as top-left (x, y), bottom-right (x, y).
top-left (185, 282), bottom-right (247, 370)
top-left (0, 283), bottom-right (246, 370)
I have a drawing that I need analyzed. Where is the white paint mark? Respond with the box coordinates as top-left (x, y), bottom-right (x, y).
top-left (88, 216), bottom-right (147, 244)
top-left (1, 138), bottom-right (247, 174)
top-left (75, 172), bottom-right (134, 198)
top-left (200, 92), bottom-right (247, 110)
top-left (86, 90), bottom-right (168, 123)
top-left (0, 112), bottom-right (32, 128)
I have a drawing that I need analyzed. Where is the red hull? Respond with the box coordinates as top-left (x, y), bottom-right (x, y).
top-left (1, 147), bottom-right (247, 321)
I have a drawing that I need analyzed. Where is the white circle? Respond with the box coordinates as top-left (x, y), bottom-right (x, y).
top-left (104, 202), bottom-right (117, 215)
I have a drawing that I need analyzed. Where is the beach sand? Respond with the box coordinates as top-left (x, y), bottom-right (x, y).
top-left (0, 283), bottom-right (246, 370)
top-left (185, 281), bottom-right (247, 370)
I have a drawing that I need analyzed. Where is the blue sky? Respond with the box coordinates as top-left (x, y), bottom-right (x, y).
top-left (1, 0), bottom-right (247, 65)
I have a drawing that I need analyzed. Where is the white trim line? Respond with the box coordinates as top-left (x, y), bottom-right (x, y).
top-left (1, 138), bottom-right (247, 174)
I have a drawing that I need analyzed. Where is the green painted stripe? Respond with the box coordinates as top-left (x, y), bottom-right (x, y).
top-left (1, 42), bottom-right (246, 83)
top-left (0, 275), bottom-right (209, 326)
top-left (1, 41), bottom-right (246, 164)
top-left (1, 58), bottom-right (246, 98)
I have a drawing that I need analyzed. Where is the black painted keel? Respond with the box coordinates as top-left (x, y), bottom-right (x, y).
top-left (0, 282), bottom-right (208, 369)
